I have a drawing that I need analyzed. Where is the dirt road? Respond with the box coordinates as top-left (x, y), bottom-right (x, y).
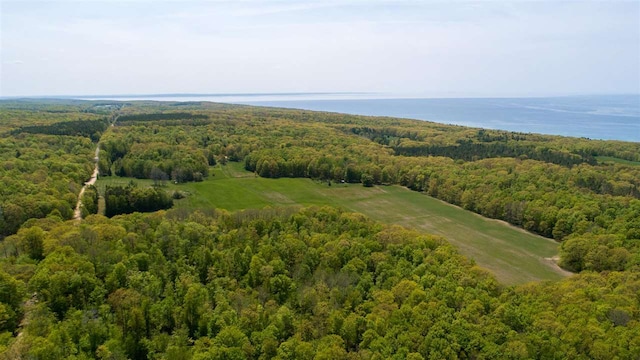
top-left (73, 145), bottom-right (100, 220)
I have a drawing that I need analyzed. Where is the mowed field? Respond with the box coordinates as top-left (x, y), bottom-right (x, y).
top-left (97, 162), bottom-right (570, 285)
top-left (595, 156), bottom-right (640, 166)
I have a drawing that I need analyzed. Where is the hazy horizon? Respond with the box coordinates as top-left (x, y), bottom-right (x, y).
top-left (2, 1), bottom-right (639, 98)
top-left (1, 92), bottom-right (639, 101)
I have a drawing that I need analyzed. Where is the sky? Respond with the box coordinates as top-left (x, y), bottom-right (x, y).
top-left (1, 0), bottom-right (639, 98)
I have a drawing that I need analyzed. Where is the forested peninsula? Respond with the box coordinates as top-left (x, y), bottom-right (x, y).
top-left (0, 99), bottom-right (638, 359)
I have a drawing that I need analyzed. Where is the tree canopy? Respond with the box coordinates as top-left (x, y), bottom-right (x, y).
top-left (1, 99), bottom-right (639, 359)
top-left (1, 207), bottom-right (638, 359)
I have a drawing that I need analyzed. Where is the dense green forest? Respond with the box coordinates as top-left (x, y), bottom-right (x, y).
top-left (0, 101), bottom-right (115, 236)
top-left (2, 208), bottom-right (639, 359)
top-left (0, 100), bottom-right (639, 359)
top-left (95, 102), bottom-right (640, 272)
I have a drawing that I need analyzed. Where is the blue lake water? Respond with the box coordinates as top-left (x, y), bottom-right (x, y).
top-left (238, 95), bottom-right (640, 142)
top-left (77, 93), bottom-right (640, 142)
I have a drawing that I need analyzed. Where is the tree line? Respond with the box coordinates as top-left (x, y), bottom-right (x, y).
top-left (104, 183), bottom-right (173, 217)
top-left (350, 126), bottom-right (596, 166)
top-left (13, 118), bottom-right (110, 142)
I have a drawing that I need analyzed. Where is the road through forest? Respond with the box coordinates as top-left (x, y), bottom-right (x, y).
top-left (73, 144), bottom-right (100, 220)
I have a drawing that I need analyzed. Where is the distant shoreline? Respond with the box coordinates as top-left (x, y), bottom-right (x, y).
top-left (237, 95), bottom-right (639, 142)
top-left (3, 92), bottom-right (638, 101)
top-left (1, 95), bottom-right (638, 142)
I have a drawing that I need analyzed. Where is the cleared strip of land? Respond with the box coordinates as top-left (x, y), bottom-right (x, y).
top-left (98, 163), bottom-right (569, 285)
top-left (595, 156), bottom-right (640, 166)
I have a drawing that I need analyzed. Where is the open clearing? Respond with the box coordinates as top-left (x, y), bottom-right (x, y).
top-left (98, 162), bottom-right (568, 285)
top-left (595, 156), bottom-right (640, 166)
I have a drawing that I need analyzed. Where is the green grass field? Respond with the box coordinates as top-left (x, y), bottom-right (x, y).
top-left (97, 162), bottom-right (569, 285)
top-left (596, 156), bottom-right (640, 166)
